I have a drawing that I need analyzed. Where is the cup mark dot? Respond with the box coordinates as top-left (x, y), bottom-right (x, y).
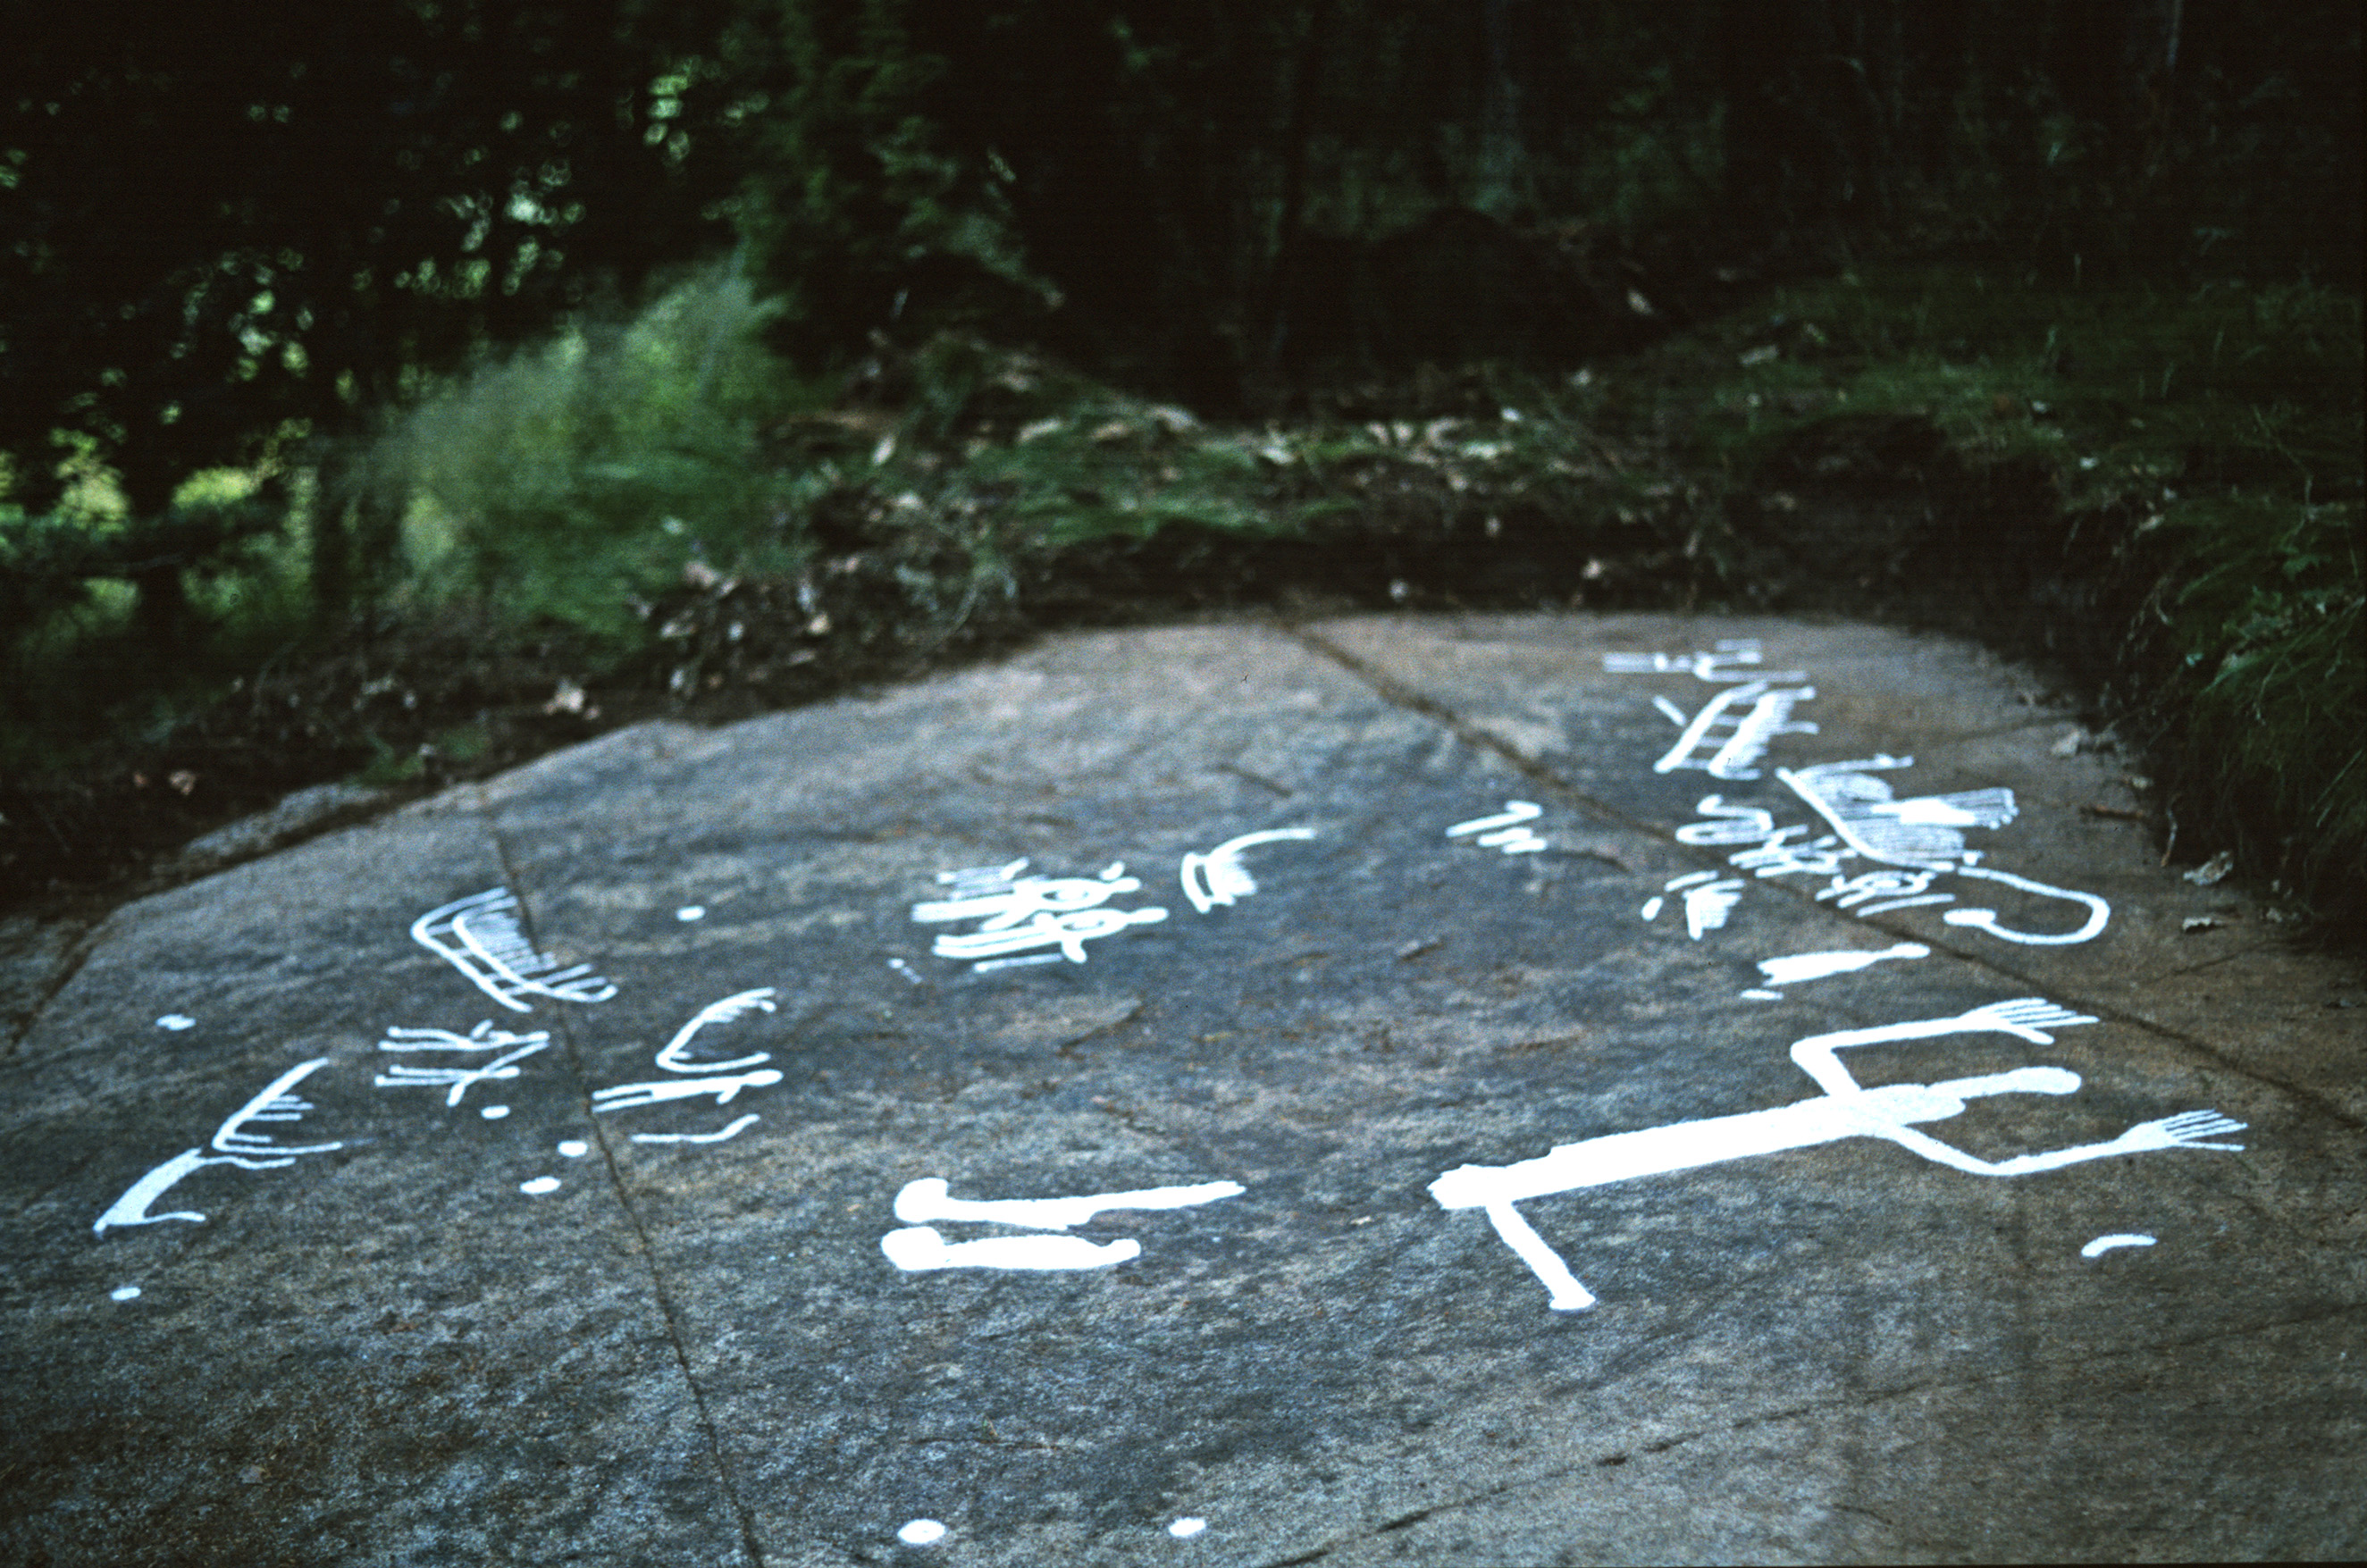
top-left (480, 1104), bottom-right (510, 1120)
top-left (519, 1176), bottom-right (562, 1195)
top-left (1169, 1516), bottom-right (1208, 1539)
top-left (676, 905), bottom-right (706, 922)
top-left (896, 1519), bottom-right (947, 1547)
top-left (558, 1140), bottom-right (590, 1158)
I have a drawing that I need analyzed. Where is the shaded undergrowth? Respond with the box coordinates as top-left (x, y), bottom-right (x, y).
top-left (3, 261), bottom-right (2359, 942)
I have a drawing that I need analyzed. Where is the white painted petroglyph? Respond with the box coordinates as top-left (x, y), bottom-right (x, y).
top-left (894, 1177), bottom-right (1244, 1230)
top-left (971, 952), bottom-right (1067, 973)
top-left (1659, 871), bottom-right (1742, 937)
top-left (374, 1037), bottom-right (550, 1107)
top-left (896, 1519), bottom-right (948, 1547)
top-left (558, 1140), bottom-right (589, 1157)
top-left (1603, 639), bottom-right (1802, 683)
top-left (156, 1015), bottom-right (195, 1031)
top-left (882, 1177), bottom-right (1243, 1273)
top-left (1652, 681), bottom-right (1818, 780)
top-left (1170, 1518), bottom-right (1209, 1539)
top-left (932, 906), bottom-right (1169, 966)
top-left (1641, 896), bottom-right (1665, 921)
top-left (1448, 801), bottom-right (1548, 854)
top-left (111, 1286), bottom-right (141, 1302)
top-left (1683, 880), bottom-right (1745, 938)
top-left (95, 1059), bottom-right (342, 1236)
top-left (592, 1069), bottom-right (783, 1112)
top-left (1675, 798), bottom-right (1777, 846)
top-left (916, 859), bottom-right (1169, 968)
top-left (480, 1105), bottom-right (509, 1119)
top-left (914, 863), bottom-right (1140, 929)
top-left (1742, 989), bottom-right (1783, 1001)
top-left (1431, 1001), bottom-right (2242, 1310)
top-left (1941, 865), bottom-right (2111, 945)
top-left (410, 888), bottom-right (616, 1012)
top-left (676, 905), bottom-right (705, 921)
top-left (2082, 1233), bottom-right (2157, 1257)
top-left (655, 988), bottom-right (776, 1073)
top-left (631, 1114), bottom-right (761, 1145)
top-left (1778, 758), bottom-right (2017, 867)
top-left (1776, 759), bottom-right (2111, 943)
top-left (937, 857), bottom-right (1030, 894)
top-left (1757, 943), bottom-right (1929, 986)
top-left (1652, 695), bottom-right (1688, 725)
top-left (1179, 828), bottom-right (1317, 913)
top-left (519, 1176), bottom-right (561, 1195)
top-left (888, 957), bottom-right (925, 984)
top-left (378, 1021), bottom-right (548, 1053)
top-left (1817, 868), bottom-right (1951, 910)
top-left (881, 1226), bottom-right (1143, 1271)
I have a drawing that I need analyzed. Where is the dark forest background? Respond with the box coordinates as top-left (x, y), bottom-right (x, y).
top-left (2, 0), bottom-right (2361, 925)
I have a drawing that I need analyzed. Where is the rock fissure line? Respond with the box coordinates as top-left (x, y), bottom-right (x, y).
top-left (1288, 623), bottom-right (2366, 1135)
top-left (491, 821), bottom-right (769, 1568)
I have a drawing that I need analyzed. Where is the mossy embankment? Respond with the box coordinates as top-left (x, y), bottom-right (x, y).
top-left (3, 262), bottom-right (2358, 938)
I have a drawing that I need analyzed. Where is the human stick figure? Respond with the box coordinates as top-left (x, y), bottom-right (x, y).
top-left (1429, 998), bottom-right (2246, 1311)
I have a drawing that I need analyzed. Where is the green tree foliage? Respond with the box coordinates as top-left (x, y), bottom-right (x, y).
top-left (723, 0), bottom-right (2359, 398)
top-left (1, 0), bottom-right (739, 635)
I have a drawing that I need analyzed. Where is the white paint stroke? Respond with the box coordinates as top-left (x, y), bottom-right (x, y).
top-left (558, 1140), bottom-right (589, 1157)
top-left (1942, 865), bottom-right (2111, 945)
top-left (971, 952), bottom-right (1066, 973)
top-left (479, 1105), bottom-right (509, 1119)
top-left (1675, 797), bottom-right (1778, 846)
top-left (592, 1069), bottom-right (782, 1112)
top-left (1683, 880), bottom-right (1744, 939)
top-left (1640, 896), bottom-right (1665, 921)
top-left (914, 865), bottom-right (1140, 928)
top-left (676, 905), bottom-right (705, 921)
top-left (1742, 989), bottom-right (1783, 1001)
top-left (374, 1037), bottom-right (549, 1107)
top-left (1448, 801), bottom-right (1541, 836)
top-left (881, 1225), bottom-right (1142, 1271)
top-left (1431, 1000), bottom-right (2240, 1311)
top-left (1653, 681), bottom-right (1818, 780)
top-left (111, 1286), bottom-right (141, 1302)
top-left (932, 906), bottom-right (1168, 965)
top-left (1776, 760), bottom-right (2111, 943)
top-left (631, 1113), bottom-right (760, 1145)
top-left (1665, 870), bottom-right (1718, 889)
top-left (1651, 695), bottom-right (1688, 725)
top-left (519, 1176), bottom-right (561, 1195)
top-left (1757, 943), bottom-right (1929, 986)
top-left (156, 1014), bottom-right (195, 1031)
top-left (410, 888), bottom-right (615, 1012)
top-left (378, 1020), bottom-right (549, 1052)
top-left (1170, 1518), bottom-right (1209, 1539)
top-left (1179, 828), bottom-right (1317, 913)
top-left (897, 1519), bottom-right (949, 1547)
top-left (936, 857), bottom-right (1029, 892)
top-left (1778, 758), bottom-right (2016, 865)
top-left (894, 1177), bottom-right (1244, 1231)
top-left (1602, 641), bottom-right (1803, 683)
top-left (887, 957), bottom-right (925, 985)
top-left (95, 1059), bottom-right (342, 1236)
top-left (655, 988), bottom-right (776, 1073)
top-left (2082, 1233), bottom-right (2158, 1258)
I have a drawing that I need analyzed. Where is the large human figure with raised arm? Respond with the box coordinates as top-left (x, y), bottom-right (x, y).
top-left (1430, 999), bottom-right (2247, 1312)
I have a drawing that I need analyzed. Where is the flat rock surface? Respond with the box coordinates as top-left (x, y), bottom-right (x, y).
top-left (4, 613), bottom-right (2361, 1566)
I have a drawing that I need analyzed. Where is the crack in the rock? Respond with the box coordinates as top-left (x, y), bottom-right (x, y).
top-left (494, 820), bottom-right (770, 1568)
